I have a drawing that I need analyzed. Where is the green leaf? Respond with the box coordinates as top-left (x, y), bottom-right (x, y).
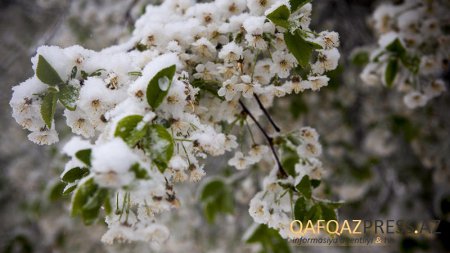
top-left (294, 197), bottom-right (307, 221)
top-left (70, 66), bottom-right (78, 79)
top-left (58, 85), bottom-right (79, 111)
top-left (289, 0), bottom-right (311, 12)
top-left (146, 65), bottom-right (176, 109)
top-left (390, 115), bottom-right (419, 141)
top-left (71, 178), bottom-right (109, 225)
top-left (281, 155), bottom-right (298, 177)
top-left (104, 194), bottom-right (112, 215)
top-left (71, 178), bottom-right (96, 217)
top-left (386, 38), bottom-right (406, 56)
top-left (311, 179), bottom-right (321, 188)
top-left (385, 58), bottom-right (398, 88)
top-left (281, 143), bottom-right (299, 177)
top-left (49, 181), bottom-right (66, 202)
top-left (305, 204), bottom-right (322, 223)
top-left (61, 167), bottom-right (89, 183)
top-left (63, 182), bottom-right (77, 195)
top-left (191, 79), bottom-right (223, 99)
top-left (82, 188), bottom-right (107, 210)
top-left (244, 224), bottom-right (291, 253)
top-left (296, 175), bottom-right (312, 199)
top-left (144, 124), bottom-right (174, 173)
top-left (114, 115), bottom-right (144, 144)
top-left (130, 163), bottom-right (149, 179)
top-left (289, 95), bottom-right (308, 119)
top-left (400, 54), bottom-right (420, 74)
top-left (40, 90), bottom-right (58, 128)
top-left (75, 149), bottom-right (92, 167)
top-left (128, 125), bottom-right (148, 147)
top-left (351, 51), bottom-right (370, 66)
top-left (128, 71), bottom-right (142, 77)
top-left (200, 179), bottom-right (234, 223)
top-left (266, 5), bottom-right (290, 29)
top-left (320, 204), bottom-right (338, 234)
top-left (81, 188), bottom-right (108, 225)
top-left (320, 204), bottom-right (337, 222)
top-left (284, 30), bottom-right (315, 68)
top-left (89, 69), bottom-right (105, 77)
top-left (36, 55), bottom-right (63, 86)
top-left (81, 70), bottom-right (88, 80)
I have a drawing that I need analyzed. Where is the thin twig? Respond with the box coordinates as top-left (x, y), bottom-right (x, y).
top-left (239, 99), bottom-right (288, 178)
top-left (254, 94), bottom-right (281, 132)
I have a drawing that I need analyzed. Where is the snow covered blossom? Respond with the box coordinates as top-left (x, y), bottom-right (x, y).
top-left (10, 0), bottom-right (339, 244)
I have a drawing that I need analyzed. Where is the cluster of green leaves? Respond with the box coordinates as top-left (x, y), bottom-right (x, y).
top-left (71, 178), bottom-right (111, 225)
top-left (293, 196), bottom-right (340, 233)
top-left (390, 114), bottom-right (420, 142)
top-left (244, 224), bottom-right (291, 253)
top-left (279, 135), bottom-right (320, 186)
top-left (113, 64), bottom-right (178, 173)
top-left (114, 114), bottom-right (174, 174)
top-left (379, 39), bottom-right (420, 87)
top-left (36, 55), bottom-right (80, 128)
top-left (199, 178), bottom-right (234, 223)
top-left (277, 134), bottom-right (341, 234)
top-left (266, 0), bottom-right (322, 69)
top-left (48, 64), bottom-right (177, 225)
top-left (55, 148), bottom-right (112, 225)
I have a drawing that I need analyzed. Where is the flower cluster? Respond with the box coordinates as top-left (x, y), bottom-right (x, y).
top-left (10, 0), bottom-right (340, 245)
top-left (248, 127), bottom-right (328, 239)
top-left (360, 0), bottom-right (449, 109)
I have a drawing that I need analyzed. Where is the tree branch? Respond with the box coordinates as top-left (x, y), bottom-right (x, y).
top-left (253, 94), bottom-right (281, 132)
top-left (239, 99), bottom-right (288, 178)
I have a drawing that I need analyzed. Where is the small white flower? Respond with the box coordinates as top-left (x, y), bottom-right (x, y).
top-left (253, 59), bottom-right (273, 85)
top-left (311, 48), bottom-right (340, 74)
top-left (318, 31), bottom-right (340, 49)
top-left (189, 166), bottom-right (206, 182)
top-left (217, 63), bottom-right (239, 80)
top-left (372, 4), bottom-right (396, 33)
top-left (308, 75), bottom-right (329, 91)
top-left (65, 109), bottom-right (96, 138)
top-left (28, 128), bottom-right (59, 145)
top-left (192, 38), bottom-right (216, 58)
top-left (247, 0), bottom-right (275, 15)
top-left (297, 140), bottom-right (322, 158)
top-left (245, 34), bottom-right (268, 50)
top-left (239, 75), bottom-right (261, 98)
top-left (243, 16), bottom-right (266, 35)
top-left (218, 42), bottom-right (243, 63)
top-left (172, 170), bottom-right (188, 183)
top-left (271, 51), bottom-right (297, 78)
top-left (298, 127), bottom-right (319, 142)
top-left (420, 55), bottom-right (441, 76)
top-left (216, 0), bottom-right (247, 16)
top-left (224, 134), bottom-right (239, 151)
top-left (169, 155), bottom-right (189, 171)
top-left (249, 195), bottom-right (270, 224)
top-left (229, 151), bottom-right (251, 170)
top-left (360, 63), bottom-right (380, 85)
top-left (425, 79), bottom-right (446, 98)
top-left (248, 145), bottom-right (269, 162)
top-left (193, 62), bottom-right (218, 80)
top-left (218, 76), bottom-right (240, 101)
top-left (403, 91), bottom-right (428, 109)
